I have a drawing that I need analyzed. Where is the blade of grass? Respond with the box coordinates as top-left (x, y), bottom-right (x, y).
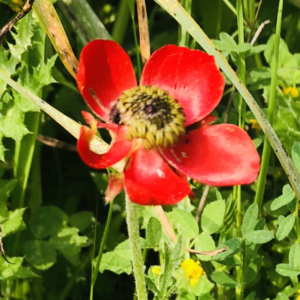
top-left (32, 0), bottom-right (78, 78)
top-left (154, 0), bottom-right (300, 201)
top-left (57, 0), bottom-right (111, 46)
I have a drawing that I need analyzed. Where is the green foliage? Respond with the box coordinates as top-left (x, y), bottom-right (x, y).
top-left (201, 199), bottom-right (225, 234)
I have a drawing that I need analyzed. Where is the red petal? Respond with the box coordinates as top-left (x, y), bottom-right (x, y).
top-left (77, 40), bottom-right (137, 121)
top-left (124, 147), bottom-right (191, 205)
top-left (162, 124), bottom-right (260, 186)
top-left (105, 173), bottom-right (124, 203)
top-left (77, 125), bottom-right (134, 169)
top-left (140, 45), bottom-right (225, 126)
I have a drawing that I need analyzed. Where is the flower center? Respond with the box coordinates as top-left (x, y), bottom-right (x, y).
top-left (109, 86), bottom-right (186, 149)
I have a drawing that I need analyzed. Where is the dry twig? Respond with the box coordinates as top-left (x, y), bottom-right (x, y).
top-left (0, 0), bottom-right (35, 45)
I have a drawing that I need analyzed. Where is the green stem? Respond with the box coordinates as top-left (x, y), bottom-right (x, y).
top-left (112, 0), bottom-right (130, 45)
top-left (125, 194), bottom-right (148, 300)
top-left (128, 0), bottom-right (142, 80)
top-left (254, 0), bottom-right (283, 213)
top-left (178, 0), bottom-right (192, 46)
top-left (236, 1), bottom-right (246, 299)
top-left (90, 200), bottom-right (114, 300)
top-left (222, 0), bottom-right (237, 16)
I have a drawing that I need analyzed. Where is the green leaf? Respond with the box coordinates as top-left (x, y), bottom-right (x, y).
top-left (276, 294), bottom-right (289, 300)
top-left (292, 142), bottom-right (300, 173)
top-left (24, 240), bottom-right (56, 271)
top-left (213, 238), bottom-right (242, 262)
top-left (195, 232), bottom-right (215, 261)
top-left (289, 242), bottom-right (300, 269)
top-left (245, 292), bottom-right (256, 300)
top-left (276, 213), bottom-right (295, 241)
top-left (190, 275), bottom-right (214, 296)
top-left (234, 43), bottom-right (253, 53)
top-left (69, 211), bottom-right (93, 232)
top-left (241, 203), bottom-right (258, 237)
top-left (271, 184), bottom-right (295, 211)
top-left (244, 230), bottom-right (274, 244)
top-left (276, 263), bottom-right (300, 277)
top-left (49, 227), bottom-right (89, 256)
top-left (219, 32), bottom-right (237, 48)
top-left (201, 200), bottom-right (225, 234)
top-left (99, 251), bottom-right (132, 275)
top-left (244, 257), bottom-right (261, 284)
top-left (171, 235), bottom-right (183, 260)
top-left (211, 271), bottom-right (239, 287)
top-left (2, 208), bottom-right (26, 236)
top-left (145, 277), bottom-right (160, 294)
top-left (169, 208), bottom-right (199, 239)
top-left (146, 217), bottom-right (162, 247)
top-left (0, 256), bottom-right (38, 279)
top-left (29, 206), bottom-right (67, 239)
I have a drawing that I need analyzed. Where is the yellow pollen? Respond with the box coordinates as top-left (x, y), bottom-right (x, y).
top-left (112, 86), bottom-right (186, 149)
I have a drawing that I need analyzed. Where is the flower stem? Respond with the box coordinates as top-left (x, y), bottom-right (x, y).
top-left (90, 200), bottom-right (114, 300)
top-left (125, 193), bottom-right (148, 300)
top-left (254, 0), bottom-right (283, 213)
top-left (235, 1), bottom-right (246, 299)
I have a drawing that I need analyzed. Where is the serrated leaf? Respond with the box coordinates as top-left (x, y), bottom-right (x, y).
top-left (195, 232), bottom-right (215, 261)
top-left (29, 206), bottom-right (67, 239)
top-left (2, 208), bottom-right (26, 236)
top-left (24, 240), bottom-right (56, 270)
top-left (289, 242), bottom-right (300, 269)
top-left (241, 203), bottom-right (258, 237)
top-left (276, 263), bottom-right (300, 277)
top-left (169, 208), bottom-right (199, 239)
top-left (276, 213), bottom-right (295, 241)
top-left (244, 230), bottom-right (274, 244)
top-left (211, 271), bottom-right (239, 287)
top-left (146, 217), bottom-right (162, 247)
top-left (271, 184), bottom-right (295, 211)
top-left (201, 200), bottom-right (225, 234)
top-left (0, 256), bottom-right (38, 279)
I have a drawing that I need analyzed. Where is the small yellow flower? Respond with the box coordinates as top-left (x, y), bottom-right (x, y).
top-left (249, 119), bottom-right (261, 131)
top-left (181, 259), bottom-right (205, 287)
top-left (291, 87), bottom-right (299, 98)
top-left (282, 86), bottom-right (299, 98)
top-left (152, 266), bottom-right (162, 275)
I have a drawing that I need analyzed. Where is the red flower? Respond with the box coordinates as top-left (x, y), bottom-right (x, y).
top-left (76, 40), bottom-right (260, 205)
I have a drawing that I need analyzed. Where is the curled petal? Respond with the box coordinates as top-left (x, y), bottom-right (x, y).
top-left (140, 45), bottom-right (225, 126)
top-left (162, 124), bottom-right (260, 186)
top-left (105, 173), bottom-right (124, 203)
top-left (77, 40), bottom-right (137, 121)
top-left (124, 147), bottom-right (191, 205)
top-left (82, 111), bottom-right (119, 134)
top-left (77, 125), bottom-right (134, 169)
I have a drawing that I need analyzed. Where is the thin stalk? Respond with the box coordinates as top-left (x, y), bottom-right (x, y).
top-left (90, 200), bottom-right (114, 300)
top-left (222, 0), bottom-right (237, 16)
top-left (178, 0), bottom-right (192, 46)
top-left (128, 0), bottom-right (142, 79)
top-left (236, 1), bottom-right (246, 299)
top-left (112, 0), bottom-right (130, 45)
top-left (125, 194), bottom-right (148, 300)
top-left (254, 0), bottom-right (284, 212)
